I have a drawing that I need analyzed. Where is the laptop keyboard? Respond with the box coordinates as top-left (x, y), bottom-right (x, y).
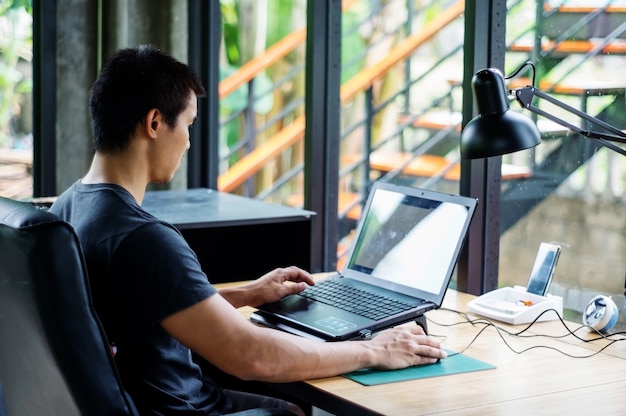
top-left (298, 279), bottom-right (417, 321)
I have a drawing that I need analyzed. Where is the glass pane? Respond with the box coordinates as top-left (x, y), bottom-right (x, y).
top-left (502, 0), bottom-right (626, 331)
top-left (338, 0), bottom-right (465, 270)
top-left (218, 0), bottom-right (307, 204)
top-left (0, 2), bottom-right (32, 199)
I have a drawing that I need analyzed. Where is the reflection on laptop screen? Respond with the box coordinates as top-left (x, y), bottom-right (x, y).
top-left (347, 188), bottom-right (470, 295)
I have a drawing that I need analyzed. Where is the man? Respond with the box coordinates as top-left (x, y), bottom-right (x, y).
top-left (50, 46), bottom-right (446, 416)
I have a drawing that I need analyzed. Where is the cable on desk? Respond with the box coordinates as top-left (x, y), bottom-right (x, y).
top-left (427, 307), bottom-right (626, 359)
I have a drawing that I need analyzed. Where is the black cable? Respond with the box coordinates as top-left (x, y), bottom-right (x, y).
top-left (504, 61), bottom-right (537, 86)
top-left (427, 308), bottom-right (626, 359)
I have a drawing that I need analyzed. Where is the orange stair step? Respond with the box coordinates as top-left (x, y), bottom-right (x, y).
top-left (343, 152), bottom-right (532, 181)
top-left (286, 191), bottom-right (363, 221)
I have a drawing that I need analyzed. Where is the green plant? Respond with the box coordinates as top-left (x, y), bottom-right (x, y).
top-left (0, 0), bottom-right (32, 147)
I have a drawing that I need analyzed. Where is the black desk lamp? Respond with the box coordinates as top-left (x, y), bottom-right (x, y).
top-left (460, 62), bottom-right (626, 297)
top-left (460, 63), bottom-right (626, 159)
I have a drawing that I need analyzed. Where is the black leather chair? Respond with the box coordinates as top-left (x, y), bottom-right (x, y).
top-left (0, 197), bottom-right (300, 416)
top-left (0, 196), bottom-right (139, 416)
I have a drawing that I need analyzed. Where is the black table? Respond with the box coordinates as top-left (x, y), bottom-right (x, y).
top-left (143, 188), bottom-right (316, 283)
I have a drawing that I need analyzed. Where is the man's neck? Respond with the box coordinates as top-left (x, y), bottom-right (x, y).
top-left (82, 152), bottom-right (148, 204)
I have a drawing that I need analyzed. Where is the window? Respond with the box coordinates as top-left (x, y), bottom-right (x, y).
top-left (0, 0), bottom-right (32, 199)
top-left (501, 0), bottom-right (626, 329)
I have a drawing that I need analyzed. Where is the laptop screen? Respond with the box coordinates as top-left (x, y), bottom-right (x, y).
top-left (344, 182), bottom-right (476, 301)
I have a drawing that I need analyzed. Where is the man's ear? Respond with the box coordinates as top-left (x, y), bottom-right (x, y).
top-left (145, 109), bottom-right (162, 138)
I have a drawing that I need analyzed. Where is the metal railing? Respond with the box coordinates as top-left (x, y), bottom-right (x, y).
top-left (217, 0), bottom-right (466, 202)
top-left (215, 0), bottom-right (626, 263)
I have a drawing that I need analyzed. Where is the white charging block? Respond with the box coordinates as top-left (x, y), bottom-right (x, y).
top-left (467, 286), bottom-right (563, 325)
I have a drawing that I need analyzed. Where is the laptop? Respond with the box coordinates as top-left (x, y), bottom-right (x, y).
top-left (252, 181), bottom-right (477, 341)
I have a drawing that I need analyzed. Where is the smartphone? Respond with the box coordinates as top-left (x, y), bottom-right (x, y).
top-left (526, 242), bottom-right (561, 296)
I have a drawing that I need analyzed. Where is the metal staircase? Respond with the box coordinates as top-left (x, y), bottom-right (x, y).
top-left (501, 0), bottom-right (626, 233)
top-left (216, 0), bottom-right (626, 263)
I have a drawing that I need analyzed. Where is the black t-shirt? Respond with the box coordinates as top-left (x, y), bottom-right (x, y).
top-left (50, 181), bottom-right (228, 415)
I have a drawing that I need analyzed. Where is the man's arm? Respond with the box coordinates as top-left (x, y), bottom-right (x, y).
top-left (161, 293), bottom-right (446, 383)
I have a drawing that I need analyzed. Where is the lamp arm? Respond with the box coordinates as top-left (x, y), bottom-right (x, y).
top-left (513, 86), bottom-right (626, 156)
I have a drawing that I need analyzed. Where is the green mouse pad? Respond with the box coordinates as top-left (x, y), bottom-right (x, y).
top-left (343, 350), bottom-right (495, 386)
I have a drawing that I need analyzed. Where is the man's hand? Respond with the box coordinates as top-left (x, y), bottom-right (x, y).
top-left (219, 266), bottom-right (315, 308)
top-left (366, 325), bottom-right (447, 369)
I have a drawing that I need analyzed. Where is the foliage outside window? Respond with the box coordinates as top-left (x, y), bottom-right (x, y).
top-left (0, 0), bottom-right (32, 199)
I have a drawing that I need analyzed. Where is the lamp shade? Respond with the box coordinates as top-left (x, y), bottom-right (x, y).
top-left (460, 68), bottom-right (541, 159)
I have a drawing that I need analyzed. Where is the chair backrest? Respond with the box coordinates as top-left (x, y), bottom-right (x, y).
top-left (0, 197), bottom-right (138, 416)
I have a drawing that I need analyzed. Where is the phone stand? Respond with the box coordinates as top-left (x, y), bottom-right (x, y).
top-left (467, 286), bottom-right (563, 325)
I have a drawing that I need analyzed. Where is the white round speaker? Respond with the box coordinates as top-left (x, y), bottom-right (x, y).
top-left (582, 295), bottom-right (618, 333)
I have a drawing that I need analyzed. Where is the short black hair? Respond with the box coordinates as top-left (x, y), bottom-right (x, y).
top-left (88, 45), bottom-right (206, 153)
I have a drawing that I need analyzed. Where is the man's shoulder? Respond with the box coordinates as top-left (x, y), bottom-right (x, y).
top-left (125, 218), bottom-right (182, 245)
top-left (51, 182), bottom-right (134, 215)
top-left (51, 182), bottom-right (173, 242)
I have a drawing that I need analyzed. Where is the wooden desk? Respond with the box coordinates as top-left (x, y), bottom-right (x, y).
top-left (229, 285), bottom-right (626, 415)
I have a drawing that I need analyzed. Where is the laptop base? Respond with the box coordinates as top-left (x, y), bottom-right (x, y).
top-left (250, 312), bottom-right (329, 342)
top-left (250, 311), bottom-right (429, 340)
